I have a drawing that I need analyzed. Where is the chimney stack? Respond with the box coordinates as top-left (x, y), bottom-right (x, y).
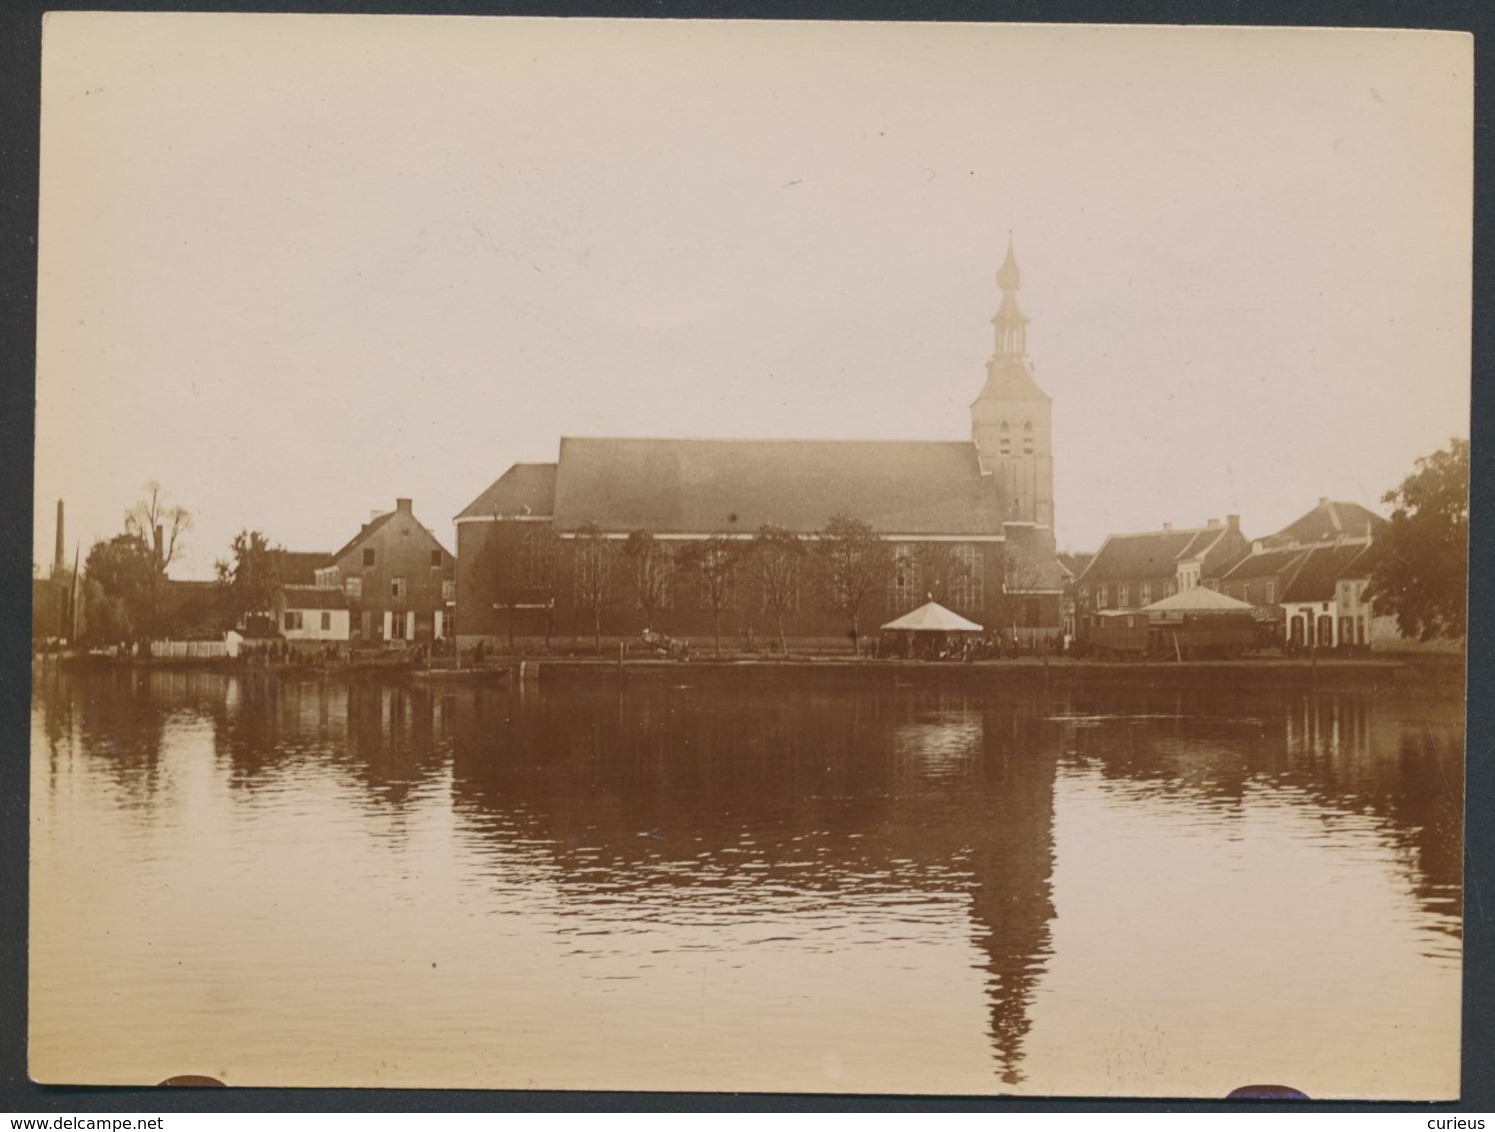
top-left (396, 497), bottom-right (413, 514)
top-left (1318, 496), bottom-right (1329, 507)
top-left (1162, 522), bottom-right (1173, 533)
top-left (1252, 539), bottom-right (1264, 554)
top-left (1227, 514), bottom-right (1240, 531)
top-left (53, 500), bottom-right (65, 577)
top-left (1207, 518), bottom-right (1221, 529)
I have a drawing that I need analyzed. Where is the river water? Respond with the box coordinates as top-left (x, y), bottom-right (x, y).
top-left (29, 667), bottom-right (1463, 1098)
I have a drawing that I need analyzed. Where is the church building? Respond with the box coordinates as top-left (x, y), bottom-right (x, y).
top-left (454, 241), bottom-right (1065, 651)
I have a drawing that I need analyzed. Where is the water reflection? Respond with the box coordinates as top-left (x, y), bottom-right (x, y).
top-left (29, 669), bottom-right (1463, 1094)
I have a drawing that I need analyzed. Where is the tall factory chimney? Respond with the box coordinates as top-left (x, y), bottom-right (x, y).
top-left (53, 500), bottom-right (65, 577)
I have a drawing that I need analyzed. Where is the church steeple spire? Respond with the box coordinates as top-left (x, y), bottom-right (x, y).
top-left (992, 235), bottom-right (1029, 359)
top-left (970, 235), bottom-right (1055, 529)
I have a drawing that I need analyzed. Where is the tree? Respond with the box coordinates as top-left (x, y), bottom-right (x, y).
top-left (215, 530), bottom-right (284, 629)
top-left (83, 534), bottom-right (157, 642)
top-left (621, 530), bottom-right (675, 632)
top-left (814, 511), bottom-right (892, 654)
top-left (750, 525), bottom-right (805, 654)
top-left (1364, 438), bottom-right (1469, 641)
top-left (572, 523), bottom-right (616, 654)
top-left (125, 481), bottom-right (192, 573)
top-left (678, 535), bottom-right (740, 656)
top-left (912, 542), bottom-right (972, 607)
top-left (996, 552), bottom-right (1046, 644)
top-left (484, 521), bottom-right (557, 649)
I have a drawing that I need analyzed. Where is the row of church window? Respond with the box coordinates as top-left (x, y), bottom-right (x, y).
top-left (564, 538), bottom-right (990, 612)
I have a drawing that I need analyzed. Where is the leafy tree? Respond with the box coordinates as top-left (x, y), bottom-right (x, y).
top-left (1364, 438), bottom-right (1469, 641)
top-left (621, 530), bottom-right (675, 631)
top-left (572, 523), bottom-right (616, 654)
top-left (83, 534), bottom-right (157, 642)
top-left (215, 530), bottom-right (284, 628)
top-left (750, 525), bottom-right (804, 654)
top-left (814, 511), bottom-right (892, 654)
top-left (678, 535), bottom-right (740, 656)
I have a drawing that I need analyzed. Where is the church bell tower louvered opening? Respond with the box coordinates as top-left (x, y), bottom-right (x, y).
top-left (971, 237), bottom-right (1055, 529)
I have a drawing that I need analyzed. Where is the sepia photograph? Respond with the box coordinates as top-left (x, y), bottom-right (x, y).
top-left (28, 14), bottom-right (1471, 1099)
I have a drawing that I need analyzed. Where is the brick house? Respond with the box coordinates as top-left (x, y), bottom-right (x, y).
top-left (313, 498), bottom-right (456, 646)
top-left (1073, 518), bottom-right (1250, 642)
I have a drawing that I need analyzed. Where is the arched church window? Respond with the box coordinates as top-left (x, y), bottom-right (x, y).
top-left (1023, 420), bottom-right (1034, 432)
top-left (998, 420), bottom-right (1010, 432)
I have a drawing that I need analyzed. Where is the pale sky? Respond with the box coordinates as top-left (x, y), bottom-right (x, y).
top-left (34, 15), bottom-right (1472, 579)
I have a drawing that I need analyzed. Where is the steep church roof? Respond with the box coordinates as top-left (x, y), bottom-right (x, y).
top-left (547, 437), bottom-right (1008, 536)
top-left (456, 463), bottom-right (558, 520)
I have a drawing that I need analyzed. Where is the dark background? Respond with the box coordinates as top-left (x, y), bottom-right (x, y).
top-left (1, 0), bottom-right (1489, 1114)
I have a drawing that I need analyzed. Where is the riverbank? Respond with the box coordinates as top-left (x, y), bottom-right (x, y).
top-left (33, 650), bottom-right (1464, 693)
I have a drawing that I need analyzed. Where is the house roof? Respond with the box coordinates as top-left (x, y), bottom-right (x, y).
top-left (1077, 526), bottom-right (1237, 585)
top-left (277, 550), bottom-right (331, 585)
top-left (1270, 499), bottom-right (1387, 547)
top-left (455, 463), bottom-right (559, 521)
top-left (1220, 546), bottom-right (1308, 582)
top-left (279, 585), bottom-right (349, 611)
top-left (546, 437), bottom-right (1009, 536)
top-left (1056, 551), bottom-right (1095, 581)
top-left (328, 505), bottom-right (452, 564)
top-left (1279, 542), bottom-right (1377, 604)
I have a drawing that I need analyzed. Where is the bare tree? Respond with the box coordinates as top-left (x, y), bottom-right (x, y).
top-left (814, 511), bottom-right (892, 654)
top-left (621, 530), bottom-right (675, 631)
top-left (485, 518), bottom-right (557, 650)
top-left (997, 553), bottom-right (1047, 644)
top-left (678, 535), bottom-right (739, 656)
top-left (750, 525), bottom-right (805, 654)
top-left (912, 542), bottom-right (972, 607)
top-left (125, 481), bottom-right (192, 573)
top-left (572, 523), bottom-right (616, 655)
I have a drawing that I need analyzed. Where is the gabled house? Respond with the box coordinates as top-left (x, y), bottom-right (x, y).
top-left (1073, 517), bottom-right (1249, 641)
top-left (313, 498), bottom-right (456, 646)
top-left (1218, 497), bottom-right (1394, 649)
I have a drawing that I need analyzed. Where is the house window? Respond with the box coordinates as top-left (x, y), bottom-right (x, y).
top-left (1265, 580), bottom-right (1276, 603)
top-left (949, 545), bottom-right (983, 609)
top-left (1140, 583), bottom-right (1151, 605)
top-left (391, 577), bottom-right (407, 601)
top-left (284, 611), bottom-right (303, 631)
top-left (344, 576), bottom-right (362, 600)
top-left (1097, 585), bottom-right (1109, 609)
top-left (321, 612), bottom-right (331, 631)
top-left (1078, 585), bottom-right (1089, 604)
top-left (441, 580), bottom-right (456, 603)
top-left (889, 544), bottom-right (919, 609)
top-left (1118, 584), bottom-right (1129, 607)
top-left (314, 567), bottom-right (339, 588)
top-left (363, 548), bottom-right (375, 567)
top-left (430, 549), bottom-right (443, 568)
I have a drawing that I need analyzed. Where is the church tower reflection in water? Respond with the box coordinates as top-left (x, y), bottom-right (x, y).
top-left (448, 677), bottom-right (1060, 1084)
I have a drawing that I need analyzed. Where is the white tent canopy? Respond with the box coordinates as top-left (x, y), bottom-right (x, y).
top-left (881, 601), bottom-right (985, 633)
top-left (1140, 586), bottom-right (1255, 614)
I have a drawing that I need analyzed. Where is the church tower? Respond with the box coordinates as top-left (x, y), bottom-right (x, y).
top-left (971, 238), bottom-right (1055, 529)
